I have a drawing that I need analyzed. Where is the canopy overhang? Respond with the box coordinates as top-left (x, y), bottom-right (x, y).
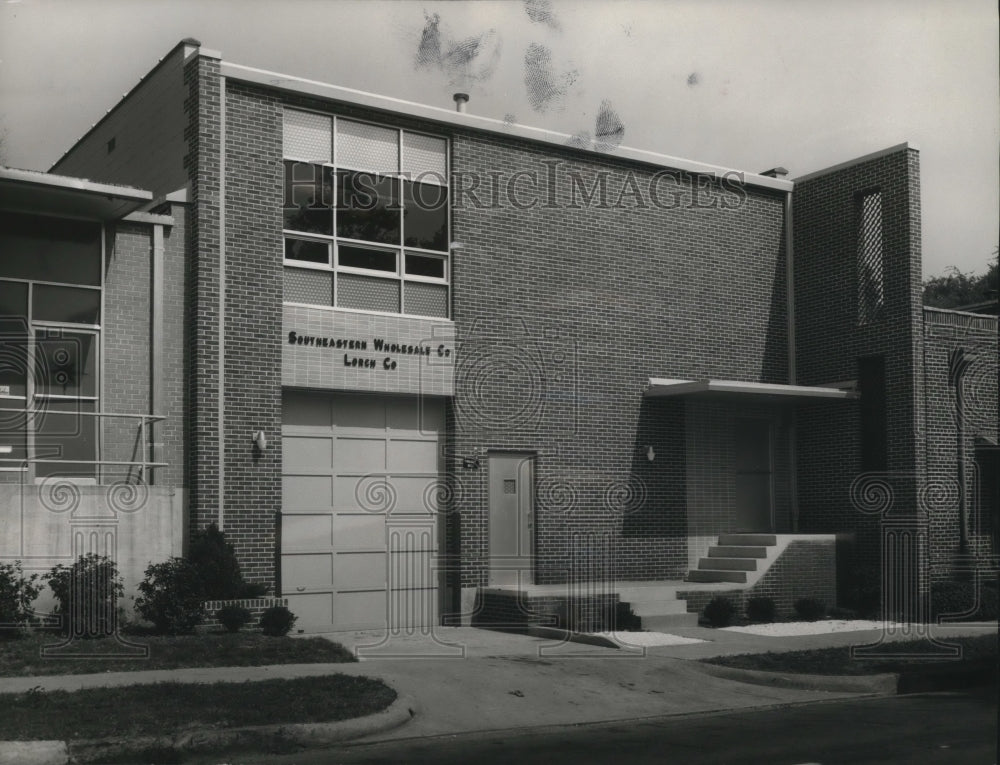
top-left (0, 167), bottom-right (152, 221)
top-left (644, 378), bottom-right (860, 403)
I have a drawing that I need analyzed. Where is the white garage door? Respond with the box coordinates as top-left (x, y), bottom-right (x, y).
top-left (281, 391), bottom-right (445, 632)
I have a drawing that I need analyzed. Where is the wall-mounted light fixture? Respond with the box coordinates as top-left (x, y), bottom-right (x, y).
top-left (645, 445), bottom-right (655, 462)
top-left (253, 430), bottom-right (268, 452)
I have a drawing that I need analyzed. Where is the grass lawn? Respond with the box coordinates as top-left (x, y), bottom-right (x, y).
top-left (0, 675), bottom-right (395, 741)
top-left (0, 632), bottom-right (354, 677)
top-left (704, 634), bottom-right (998, 675)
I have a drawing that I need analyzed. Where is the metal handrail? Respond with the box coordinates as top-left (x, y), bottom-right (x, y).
top-left (0, 408), bottom-right (166, 422)
top-left (0, 408), bottom-right (168, 481)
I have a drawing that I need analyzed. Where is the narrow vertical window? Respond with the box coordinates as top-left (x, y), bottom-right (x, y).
top-left (857, 189), bottom-right (884, 324)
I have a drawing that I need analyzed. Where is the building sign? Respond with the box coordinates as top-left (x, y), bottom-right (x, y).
top-left (287, 331), bottom-right (453, 371)
top-left (282, 305), bottom-right (455, 396)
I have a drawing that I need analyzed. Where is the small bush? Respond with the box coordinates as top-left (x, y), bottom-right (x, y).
top-left (794, 598), bottom-right (827, 621)
top-left (216, 605), bottom-right (253, 633)
top-left (703, 596), bottom-right (736, 627)
top-left (259, 605), bottom-right (297, 637)
top-left (45, 554), bottom-right (123, 637)
top-left (188, 524), bottom-right (266, 600)
top-left (841, 564), bottom-right (881, 618)
top-left (827, 606), bottom-right (860, 620)
top-left (0, 560), bottom-right (43, 636)
top-left (746, 596), bottom-right (777, 623)
top-left (135, 558), bottom-right (206, 635)
top-left (614, 601), bottom-right (642, 632)
top-left (931, 581), bottom-right (999, 621)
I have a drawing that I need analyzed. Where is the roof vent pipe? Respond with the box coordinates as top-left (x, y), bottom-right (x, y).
top-left (453, 93), bottom-right (469, 113)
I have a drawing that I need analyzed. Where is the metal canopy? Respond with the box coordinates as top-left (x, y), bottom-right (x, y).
top-left (0, 167), bottom-right (152, 221)
top-left (644, 378), bottom-right (860, 402)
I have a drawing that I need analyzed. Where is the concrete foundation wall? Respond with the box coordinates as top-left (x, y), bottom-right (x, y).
top-left (0, 484), bottom-right (184, 619)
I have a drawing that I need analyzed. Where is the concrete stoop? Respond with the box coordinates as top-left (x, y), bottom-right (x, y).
top-left (616, 584), bottom-right (699, 629)
top-left (687, 534), bottom-right (779, 584)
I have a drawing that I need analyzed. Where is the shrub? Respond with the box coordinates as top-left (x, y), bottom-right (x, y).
top-left (45, 554), bottom-right (123, 637)
top-left (746, 596), bottom-right (777, 623)
top-left (931, 581), bottom-right (999, 621)
top-left (614, 601), bottom-right (642, 632)
top-left (703, 596), bottom-right (736, 627)
top-left (841, 564), bottom-right (881, 618)
top-left (794, 598), bottom-right (827, 621)
top-left (0, 560), bottom-right (43, 635)
top-left (188, 524), bottom-right (252, 600)
top-left (259, 605), bottom-right (297, 637)
top-left (216, 605), bottom-right (253, 633)
top-left (135, 558), bottom-right (206, 635)
top-left (827, 606), bottom-right (859, 620)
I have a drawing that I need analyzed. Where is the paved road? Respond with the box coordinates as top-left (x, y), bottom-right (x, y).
top-left (213, 687), bottom-right (998, 765)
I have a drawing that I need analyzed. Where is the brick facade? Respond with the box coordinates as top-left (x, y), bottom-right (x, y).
top-left (793, 147), bottom-right (927, 589)
top-left (36, 41), bottom-right (996, 623)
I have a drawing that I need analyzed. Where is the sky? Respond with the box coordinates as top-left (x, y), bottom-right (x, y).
top-left (1, 0), bottom-right (997, 278)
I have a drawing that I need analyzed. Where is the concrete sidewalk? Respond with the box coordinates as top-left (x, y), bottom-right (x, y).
top-left (0, 622), bottom-right (994, 752)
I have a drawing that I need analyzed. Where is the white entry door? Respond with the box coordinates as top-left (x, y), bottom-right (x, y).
top-left (281, 391), bottom-right (444, 632)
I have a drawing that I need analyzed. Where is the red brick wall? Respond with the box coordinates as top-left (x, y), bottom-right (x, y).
top-left (922, 308), bottom-right (998, 579)
top-left (447, 130), bottom-right (789, 590)
top-left (793, 147), bottom-right (924, 585)
top-left (102, 222), bottom-right (152, 481)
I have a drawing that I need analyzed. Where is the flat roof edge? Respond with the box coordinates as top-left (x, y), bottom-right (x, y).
top-left (0, 166), bottom-right (152, 201)
top-left (645, 378), bottom-right (860, 400)
top-left (793, 142), bottom-right (917, 183)
top-left (221, 61), bottom-right (792, 192)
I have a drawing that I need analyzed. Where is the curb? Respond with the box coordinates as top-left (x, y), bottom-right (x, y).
top-left (0, 693), bottom-right (415, 765)
top-left (691, 658), bottom-right (1000, 695)
top-left (690, 660), bottom-right (899, 694)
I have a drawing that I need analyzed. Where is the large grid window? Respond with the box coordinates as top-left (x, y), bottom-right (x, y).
top-left (0, 212), bottom-right (102, 482)
top-left (857, 189), bottom-right (884, 325)
top-left (282, 109), bottom-right (450, 318)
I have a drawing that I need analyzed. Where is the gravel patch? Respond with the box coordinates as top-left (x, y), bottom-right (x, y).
top-left (720, 620), bottom-right (902, 637)
top-left (590, 631), bottom-right (706, 646)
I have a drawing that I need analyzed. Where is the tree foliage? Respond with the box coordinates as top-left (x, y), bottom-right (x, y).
top-left (923, 252), bottom-right (998, 309)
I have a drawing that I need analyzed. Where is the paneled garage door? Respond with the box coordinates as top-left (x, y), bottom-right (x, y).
top-left (281, 391), bottom-right (444, 632)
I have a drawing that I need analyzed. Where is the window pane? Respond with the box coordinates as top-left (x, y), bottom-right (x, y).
top-left (336, 119), bottom-right (398, 174)
top-left (338, 245), bottom-right (397, 273)
top-left (284, 268), bottom-right (333, 306)
top-left (0, 213), bottom-right (102, 286)
top-left (283, 161), bottom-right (334, 234)
top-left (337, 171), bottom-right (400, 245)
top-left (405, 253), bottom-right (446, 279)
top-left (402, 132), bottom-right (447, 181)
top-left (0, 281), bottom-right (28, 318)
top-left (283, 109), bottom-right (332, 162)
top-left (33, 399), bottom-right (96, 480)
top-left (402, 181), bottom-right (448, 251)
top-left (32, 285), bottom-right (101, 324)
top-left (337, 273), bottom-right (400, 313)
top-left (0, 329), bottom-right (28, 399)
top-left (35, 330), bottom-right (97, 398)
top-left (284, 238), bottom-right (330, 265)
top-left (404, 282), bottom-right (448, 317)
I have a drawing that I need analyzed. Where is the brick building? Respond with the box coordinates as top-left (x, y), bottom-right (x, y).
top-left (2, 39), bottom-right (995, 632)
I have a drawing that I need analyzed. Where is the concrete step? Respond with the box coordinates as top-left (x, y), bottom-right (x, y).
top-left (698, 557), bottom-right (757, 571)
top-left (686, 569), bottom-right (749, 584)
top-left (709, 545), bottom-right (768, 558)
top-left (616, 585), bottom-right (679, 602)
top-left (718, 533), bottom-right (777, 546)
top-left (640, 612), bottom-right (699, 630)
top-left (627, 598), bottom-right (690, 616)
